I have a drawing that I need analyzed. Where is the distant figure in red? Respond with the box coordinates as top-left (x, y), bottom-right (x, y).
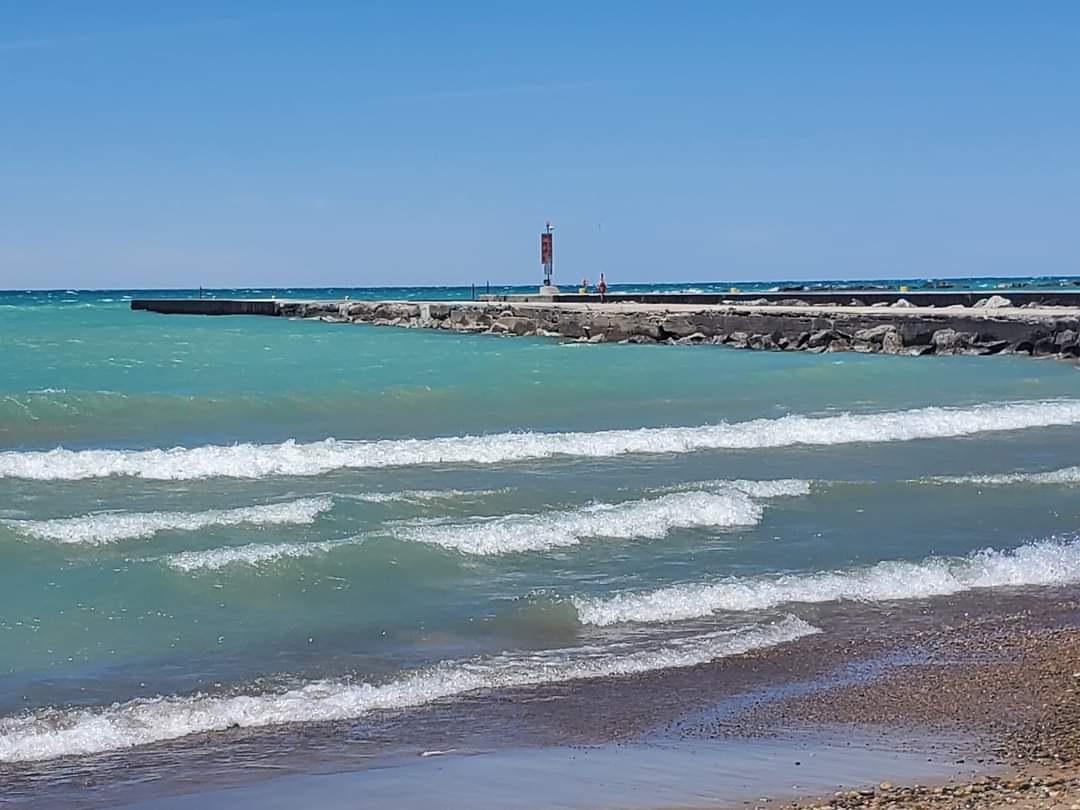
top-left (597, 273), bottom-right (608, 302)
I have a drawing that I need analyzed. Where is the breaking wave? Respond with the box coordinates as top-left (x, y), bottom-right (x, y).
top-left (927, 467), bottom-right (1080, 487)
top-left (160, 537), bottom-right (356, 572)
top-left (0, 616), bottom-right (817, 762)
top-left (339, 488), bottom-right (505, 504)
top-left (662, 478), bottom-right (812, 499)
top-left (573, 538), bottom-right (1080, 626)
top-left (162, 479), bottom-right (803, 565)
top-left (392, 489), bottom-right (765, 555)
top-left (2, 497), bottom-right (333, 545)
top-left (3, 399), bottom-right (1079, 480)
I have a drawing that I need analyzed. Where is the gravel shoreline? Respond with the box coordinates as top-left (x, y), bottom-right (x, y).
top-left (756, 610), bottom-right (1080, 809)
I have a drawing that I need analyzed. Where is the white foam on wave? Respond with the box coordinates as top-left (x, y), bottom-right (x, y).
top-left (3, 399), bottom-right (1079, 481)
top-left (0, 616), bottom-right (816, 763)
top-left (339, 488), bottom-right (504, 504)
top-left (3, 497), bottom-right (333, 545)
top-left (663, 478), bottom-right (812, 499)
top-left (928, 467), bottom-right (1080, 487)
top-left (160, 537), bottom-right (356, 572)
top-left (574, 538), bottom-right (1080, 626)
top-left (392, 489), bottom-right (764, 555)
top-left (164, 480), bottom-right (799, 567)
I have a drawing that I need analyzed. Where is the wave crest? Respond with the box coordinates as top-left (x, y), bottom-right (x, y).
top-left (392, 489), bottom-right (764, 555)
top-left (928, 467), bottom-right (1080, 487)
top-left (3, 400), bottom-right (1079, 481)
top-left (160, 537), bottom-right (354, 572)
top-left (0, 617), bottom-right (817, 763)
top-left (2, 498), bottom-right (333, 545)
top-left (573, 538), bottom-right (1080, 625)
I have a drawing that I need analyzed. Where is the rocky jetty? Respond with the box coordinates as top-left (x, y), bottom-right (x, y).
top-left (277, 299), bottom-right (1080, 360)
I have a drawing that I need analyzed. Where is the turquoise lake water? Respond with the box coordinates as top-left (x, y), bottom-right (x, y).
top-left (2, 286), bottom-right (1080, 771)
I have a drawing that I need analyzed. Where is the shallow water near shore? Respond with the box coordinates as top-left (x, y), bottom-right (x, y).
top-left (114, 731), bottom-right (970, 810)
top-left (2, 288), bottom-right (1080, 805)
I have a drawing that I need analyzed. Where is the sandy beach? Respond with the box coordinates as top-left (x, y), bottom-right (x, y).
top-left (767, 603), bottom-right (1080, 809)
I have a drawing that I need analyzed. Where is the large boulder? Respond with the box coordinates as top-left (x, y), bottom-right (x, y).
top-left (973, 295), bottom-right (1012, 309)
top-left (806, 329), bottom-right (836, 348)
top-left (881, 329), bottom-right (904, 354)
top-left (447, 307), bottom-right (491, 330)
top-left (1054, 329), bottom-right (1078, 349)
top-left (853, 324), bottom-right (899, 352)
top-left (676, 332), bottom-right (709, 345)
top-left (972, 339), bottom-right (1011, 355)
top-left (347, 302), bottom-right (375, 318)
top-left (623, 313), bottom-right (664, 340)
top-left (301, 302), bottom-right (339, 317)
top-left (492, 316), bottom-right (537, 336)
top-left (373, 302), bottom-right (420, 321)
top-left (659, 314), bottom-right (696, 338)
top-left (724, 331), bottom-right (750, 348)
top-left (1052, 329), bottom-right (1080, 356)
top-left (853, 324), bottom-right (896, 343)
top-left (931, 328), bottom-right (978, 355)
top-left (588, 313), bottom-right (661, 342)
top-left (554, 313), bottom-right (591, 339)
top-left (1032, 337), bottom-right (1058, 357)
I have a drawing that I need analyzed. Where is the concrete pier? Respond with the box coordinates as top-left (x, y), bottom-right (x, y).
top-left (132, 298), bottom-right (282, 316)
top-left (484, 289), bottom-right (1080, 308)
top-left (132, 295), bottom-right (1080, 359)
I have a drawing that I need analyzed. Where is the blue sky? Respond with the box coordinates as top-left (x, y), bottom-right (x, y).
top-left (1, 2), bottom-right (1077, 289)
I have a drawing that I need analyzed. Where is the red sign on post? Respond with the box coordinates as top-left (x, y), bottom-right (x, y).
top-left (540, 233), bottom-right (553, 266)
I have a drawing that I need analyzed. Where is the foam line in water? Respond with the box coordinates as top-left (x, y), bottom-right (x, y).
top-left (3, 399), bottom-right (1079, 480)
top-left (573, 538), bottom-right (1080, 626)
top-left (160, 537), bottom-right (357, 572)
top-left (926, 467), bottom-right (1080, 487)
top-left (2, 497), bottom-right (334, 545)
top-left (663, 478), bottom-right (812, 499)
top-left (0, 616), bottom-right (816, 763)
top-left (338, 488), bottom-right (505, 504)
top-left (392, 489), bottom-right (763, 555)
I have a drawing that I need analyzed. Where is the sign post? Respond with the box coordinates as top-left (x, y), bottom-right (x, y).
top-left (540, 222), bottom-right (553, 287)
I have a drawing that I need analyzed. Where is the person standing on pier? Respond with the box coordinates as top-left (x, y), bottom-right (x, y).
top-left (597, 273), bottom-right (608, 302)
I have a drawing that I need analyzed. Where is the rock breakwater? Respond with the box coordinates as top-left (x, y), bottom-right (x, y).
top-left (278, 300), bottom-right (1080, 359)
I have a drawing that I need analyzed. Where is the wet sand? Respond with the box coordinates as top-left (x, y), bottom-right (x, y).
top-left (767, 606), bottom-right (1080, 809)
